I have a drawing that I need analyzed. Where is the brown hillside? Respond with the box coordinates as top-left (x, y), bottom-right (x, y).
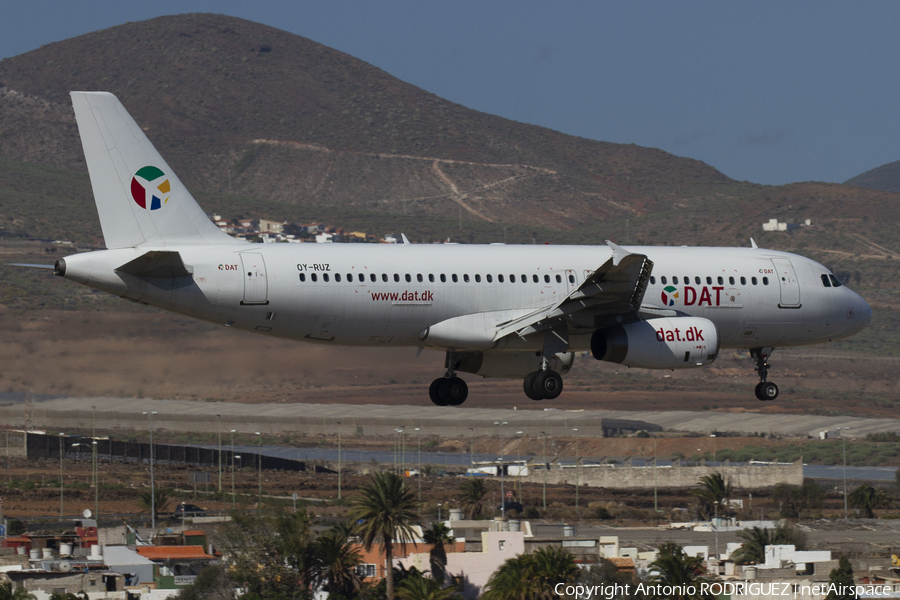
top-left (0, 13), bottom-right (738, 227)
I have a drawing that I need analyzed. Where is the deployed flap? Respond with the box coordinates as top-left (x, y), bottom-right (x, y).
top-left (493, 243), bottom-right (653, 342)
top-left (116, 251), bottom-right (192, 279)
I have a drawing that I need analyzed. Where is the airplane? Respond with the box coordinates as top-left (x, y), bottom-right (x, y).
top-left (23, 92), bottom-right (873, 406)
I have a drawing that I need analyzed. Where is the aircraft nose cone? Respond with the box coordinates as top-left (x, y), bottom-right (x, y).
top-left (857, 296), bottom-right (872, 330)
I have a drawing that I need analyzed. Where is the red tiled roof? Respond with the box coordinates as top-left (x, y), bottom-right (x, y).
top-left (607, 558), bottom-right (636, 569)
top-left (136, 545), bottom-right (214, 560)
top-left (3, 537), bottom-right (30, 543)
top-left (182, 530), bottom-right (206, 537)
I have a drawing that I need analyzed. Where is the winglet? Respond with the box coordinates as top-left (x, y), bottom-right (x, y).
top-left (750, 238), bottom-right (759, 249)
top-left (401, 233), bottom-right (411, 244)
top-left (606, 240), bottom-right (631, 266)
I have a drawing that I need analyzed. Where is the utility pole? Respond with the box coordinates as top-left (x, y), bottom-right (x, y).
top-left (337, 422), bottom-right (342, 501)
top-left (842, 427), bottom-right (850, 520)
top-left (217, 415), bottom-right (222, 493)
top-left (142, 411), bottom-right (158, 529)
top-left (255, 432), bottom-right (262, 508)
top-left (573, 428), bottom-right (580, 520)
top-left (415, 428), bottom-right (421, 512)
top-left (540, 432), bottom-right (547, 510)
top-left (59, 433), bottom-right (65, 521)
top-left (468, 428), bottom-right (475, 477)
top-left (230, 429), bottom-right (237, 510)
top-left (494, 421), bottom-right (507, 518)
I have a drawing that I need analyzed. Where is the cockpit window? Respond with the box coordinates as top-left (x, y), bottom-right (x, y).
top-left (829, 274), bottom-right (842, 287)
top-left (821, 274), bottom-right (832, 287)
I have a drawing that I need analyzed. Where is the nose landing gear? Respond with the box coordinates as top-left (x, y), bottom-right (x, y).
top-left (429, 352), bottom-right (469, 406)
top-left (751, 347), bottom-right (778, 401)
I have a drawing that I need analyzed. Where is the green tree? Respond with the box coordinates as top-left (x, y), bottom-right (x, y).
top-left (482, 546), bottom-right (578, 600)
top-left (0, 582), bottom-right (36, 600)
top-left (649, 543), bottom-right (715, 600)
top-left (691, 473), bottom-right (732, 521)
top-left (422, 522), bottom-right (454, 584)
top-left (455, 478), bottom-right (489, 520)
top-left (824, 556), bottom-right (857, 600)
top-left (848, 484), bottom-right (890, 519)
top-left (395, 570), bottom-right (460, 600)
top-left (349, 472), bottom-right (422, 600)
top-left (772, 479), bottom-right (824, 518)
top-left (171, 564), bottom-right (234, 600)
top-left (315, 522), bottom-right (363, 598)
top-left (730, 524), bottom-right (808, 565)
top-left (577, 559), bottom-right (646, 599)
top-left (138, 487), bottom-right (171, 519)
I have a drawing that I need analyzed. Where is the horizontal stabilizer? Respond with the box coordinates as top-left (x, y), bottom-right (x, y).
top-left (116, 251), bottom-right (192, 279)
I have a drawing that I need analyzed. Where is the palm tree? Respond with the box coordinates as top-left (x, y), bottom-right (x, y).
top-left (138, 487), bottom-right (171, 521)
top-left (650, 543), bottom-right (715, 600)
top-left (349, 472), bottom-right (422, 600)
top-left (483, 547), bottom-right (578, 600)
top-left (731, 524), bottom-right (808, 565)
top-left (456, 478), bottom-right (489, 520)
top-left (849, 483), bottom-right (890, 518)
top-left (422, 522), bottom-right (454, 584)
top-left (691, 473), bottom-right (732, 521)
top-left (396, 571), bottom-right (460, 600)
top-left (0, 582), bottom-right (36, 600)
top-left (315, 522), bottom-right (363, 598)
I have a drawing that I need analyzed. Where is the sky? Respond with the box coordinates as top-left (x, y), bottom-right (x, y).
top-left (2, 1), bottom-right (898, 186)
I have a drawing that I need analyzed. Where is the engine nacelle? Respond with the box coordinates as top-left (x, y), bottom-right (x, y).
top-left (591, 317), bottom-right (719, 369)
top-left (456, 351), bottom-right (575, 379)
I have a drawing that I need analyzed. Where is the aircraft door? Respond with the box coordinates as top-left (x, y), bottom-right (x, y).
top-left (771, 258), bottom-right (801, 308)
top-left (240, 252), bottom-right (268, 305)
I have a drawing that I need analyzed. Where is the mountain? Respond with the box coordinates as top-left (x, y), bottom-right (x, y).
top-left (0, 13), bottom-right (742, 229)
top-left (844, 160), bottom-right (900, 194)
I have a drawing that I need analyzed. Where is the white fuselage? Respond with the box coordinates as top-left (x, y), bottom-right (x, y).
top-left (63, 242), bottom-right (871, 353)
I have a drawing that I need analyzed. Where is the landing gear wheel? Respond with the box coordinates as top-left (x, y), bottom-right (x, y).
top-left (755, 381), bottom-right (779, 401)
top-left (439, 376), bottom-right (468, 406)
top-left (523, 372), bottom-right (542, 401)
top-left (429, 378), bottom-right (448, 406)
top-left (534, 370), bottom-right (563, 400)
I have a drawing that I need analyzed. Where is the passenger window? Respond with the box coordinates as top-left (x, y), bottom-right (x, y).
top-left (323, 273), bottom-right (330, 282)
top-left (729, 276), bottom-right (735, 285)
top-left (533, 274), bottom-right (539, 283)
top-left (510, 274), bottom-right (516, 283)
top-left (650, 276), bottom-right (656, 284)
top-left (661, 276), bottom-right (667, 285)
top-left (299, 273), bottom-right (306, 282)
top-left (452, 274), bottom-right (458, 283)
top-left (763, 277), bottom-right (769, 285)
top-left (394, 274), bottom-right (400, 282)
top-left (335, 273), bottom-right (342, 282)
top-left (555, 274), bottom-right (562, 283)
top-left (717, 276), bottom-right (724, 285)
top-left (544, 275), bottom-right (550, 283)
top-left (695, 277), bottom-right (701, 285)
top-left (569, 275), bottom-right (575, 284)
top-left (487, 274), bottom-right (493, 283)
top-left (684, 276), bottom-right (689, 284)
top-left (440, 274), bottom-right (446, 283)
top-left (475, 274), bottom-right (481, 283)
top-left (428, 274), bottom-right (434, 283)
top-left (706, 276), bottom-right (712, 285)
top-left (752, 277), bottom-right (757, 285)
top-left (740, 276), bottom-right (746, 285)
top-left (417, 274), bottom-right (423, 283)
top-left (382, 274), bottom-right (388, 282)
top-left (348, 274), bottom-right (354, 282)
top-left (405, 274), bottom-right (411, 283)
top-left (464, 274), bottom-right (470, 283)
top-left (311, 273), bottom-right (317, 282)
top-left (498, 274), bottom-right (505, 283)
top-left (673, 276), bottom-right (679, 284)
top-left (522, 274), bottom-right (527, 282)
top-left (830, 275), bottom-right (842, 287)
top-left (370, 274), bottom-right (376, 283)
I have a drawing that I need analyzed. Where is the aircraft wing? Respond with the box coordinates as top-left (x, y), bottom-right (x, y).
top-left (492, 241), bottom-right (653, 342)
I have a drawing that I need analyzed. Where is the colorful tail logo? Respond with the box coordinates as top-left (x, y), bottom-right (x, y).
top-left (661, 285), bottom-right (679, 306)
top-left (130, 166), bottom-right (171, 211)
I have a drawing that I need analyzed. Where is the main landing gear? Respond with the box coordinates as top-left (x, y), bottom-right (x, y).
top-left (523, 367), bottom-right (563, 401)
top-left (751, 347), bottom-right (779, 401)
top-left (429, 352), bottom-right (468, 406)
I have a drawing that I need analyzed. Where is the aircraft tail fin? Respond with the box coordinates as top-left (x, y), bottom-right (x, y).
top-left (70, 91), bottom-right (242, 249)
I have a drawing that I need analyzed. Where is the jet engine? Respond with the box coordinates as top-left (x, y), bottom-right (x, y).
top-left (456, 351), bottom-right (575, 379)
top-left (591, 317), bottom-right (719, 369)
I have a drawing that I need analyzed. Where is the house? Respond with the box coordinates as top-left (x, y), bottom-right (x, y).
top-left (135, 545), bottom-right (217, 590)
